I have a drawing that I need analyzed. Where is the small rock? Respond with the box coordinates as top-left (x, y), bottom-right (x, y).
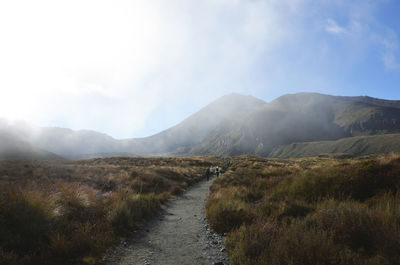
top-left (220, 247), bottom-right (226, 252)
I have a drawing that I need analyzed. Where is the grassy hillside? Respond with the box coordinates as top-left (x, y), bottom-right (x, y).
top-left (206, 154), bottom-right (400, 265)
top-left (269, 133), bottom-right (400, 158)
top-left (0, 156), bottom-right (224, 265)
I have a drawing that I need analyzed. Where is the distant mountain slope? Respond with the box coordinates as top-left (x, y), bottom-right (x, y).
top-left (0, 133), bottom-right (63, 160)
top-left (32, 127), bottom-right (120, 158)
top-left (269, 134), bottom-right (400, 158)
top-left (0, 94), bottom-right (265, 158)
top-left (0, 120), bottom-right (122, 158)
top-left (1, 92), bottom-right (400, 158)
top-left (112, 93), bottom-right (265, 155)
top-left (190, 93), bottom-right (400, 156)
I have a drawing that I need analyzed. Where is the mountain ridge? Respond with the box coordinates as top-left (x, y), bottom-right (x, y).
top-left (2, 92), bottom-right (400, 159)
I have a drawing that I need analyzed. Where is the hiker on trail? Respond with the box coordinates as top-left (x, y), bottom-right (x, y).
top-left (210, 165), bottom-right (214, 176)
top-left (215, 166), bottom-right (220, 177)
top-left (205, 167), bottom-right (211, 181)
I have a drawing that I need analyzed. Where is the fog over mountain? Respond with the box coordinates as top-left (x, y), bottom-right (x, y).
top-left (0, 132), bottom-right (62, 160)
top-left (192, 93), bottom-right (400, 156)
top-left (120, 94), bottom-right (265, 156)
top-left (2, 92), bottom-right (400, 159)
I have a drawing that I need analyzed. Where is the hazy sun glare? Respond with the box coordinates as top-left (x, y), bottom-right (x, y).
top-left (0, 0), bottom-right (167, 126)
top-left (0, 0), bottom-right (399, 138)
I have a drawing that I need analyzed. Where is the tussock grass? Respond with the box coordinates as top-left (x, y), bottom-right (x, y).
top-left (206, 187), bottom-right (253, 233)
top-left (109, 191), bottom-right (161, 235)
top-left (206, 154), bottom-right (400, 265)
top-left (0, 156), bottom-right (223, 264)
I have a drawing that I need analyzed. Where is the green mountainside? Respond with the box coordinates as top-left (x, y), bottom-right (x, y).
top-left (269, 133), bottom-right (400, 158)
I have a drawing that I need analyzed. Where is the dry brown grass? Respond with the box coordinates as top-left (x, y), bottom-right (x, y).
top-left (0, 156), bottom-right (224, 265)
top-left (207, 154), bottom-right (400, 265)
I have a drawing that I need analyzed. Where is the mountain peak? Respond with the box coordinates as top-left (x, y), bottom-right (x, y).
top-left (204, 93), bottom-right (266, 113)
top-left (213, 93), bottom-right (265, 104)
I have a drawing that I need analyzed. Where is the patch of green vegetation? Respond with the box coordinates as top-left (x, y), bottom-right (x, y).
top-left (269, 133), bottom-right (400, 158)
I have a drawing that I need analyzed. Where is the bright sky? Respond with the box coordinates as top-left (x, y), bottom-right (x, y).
top-left (0, 0), bottom-right (399, 138)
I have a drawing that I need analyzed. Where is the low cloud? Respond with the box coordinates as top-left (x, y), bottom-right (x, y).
top-left (325, 19), bottom-right (347, 35)
top-left (382, 53), bottom-right (400, 70)
top-left (373, 31), bottom-right (400, 71)
top-left (0, 0), bottom-right (398, 138)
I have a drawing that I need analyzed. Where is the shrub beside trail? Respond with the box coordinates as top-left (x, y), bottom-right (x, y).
top-left (206, 154), bottom-right (400, 265)
top-left (0, 156), bottom-right (222, 265)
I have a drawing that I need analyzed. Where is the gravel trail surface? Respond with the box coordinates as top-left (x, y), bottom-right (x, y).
top-left (102, 177), bottom-right (230, 265)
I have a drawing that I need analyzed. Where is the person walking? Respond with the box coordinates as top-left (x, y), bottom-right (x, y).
top-left (210, 165), bottom-right (214, 177)
top-left (215, 166), bottom-right (220, 177)
top-left (205, 167), bottom-right (211, 181)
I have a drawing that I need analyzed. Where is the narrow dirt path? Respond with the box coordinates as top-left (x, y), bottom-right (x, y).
top-left (102, 177), bottom-right (230, 265)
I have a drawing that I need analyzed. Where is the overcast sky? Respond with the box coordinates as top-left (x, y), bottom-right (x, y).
top-left (1, 0), bottom-right (399, 138)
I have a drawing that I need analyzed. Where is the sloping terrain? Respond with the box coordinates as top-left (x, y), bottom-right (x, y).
top-left (120, 93), bottom-right (265, 156)
top-left (190, 93), bottom-right (400, 156)
top-left (1, 93), bottom-right (400, 158)
top-left (0, 121), bottom-right (121, 159)
top-left (0, 132), bottom-right (62, 160)
top-left (0, 94), bottom-right (265, 159)
top-left (269, 134), bottom-right (400, 158)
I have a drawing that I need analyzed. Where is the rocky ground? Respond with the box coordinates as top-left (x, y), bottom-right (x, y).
top-left (101, 177), bottom-right (230, 265)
